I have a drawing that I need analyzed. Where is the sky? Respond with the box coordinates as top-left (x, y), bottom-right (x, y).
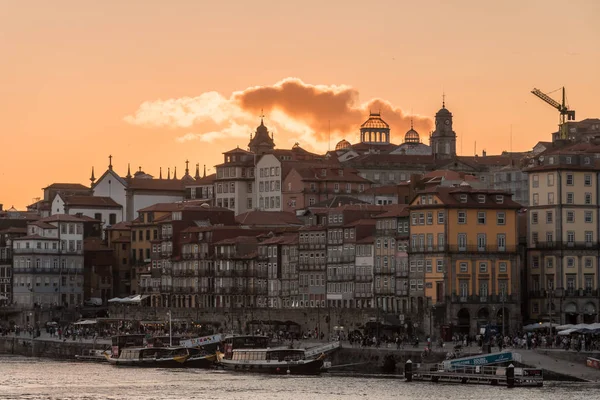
top-left (1, 0), bottom-right (599, 209)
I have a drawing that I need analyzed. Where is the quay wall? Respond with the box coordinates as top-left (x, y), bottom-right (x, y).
top-left (0, 336), bottom-right (99, 359)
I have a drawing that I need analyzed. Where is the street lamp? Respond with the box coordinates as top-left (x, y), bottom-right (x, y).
top-left (167, 310), bottom-right (172, 347)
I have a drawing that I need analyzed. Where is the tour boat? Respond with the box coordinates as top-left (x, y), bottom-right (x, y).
top-left (217, 347), bottom-right (325, 375)
top-left (104, 347), bottom-right (189, 367)
top-left (75, 349), bottom-right (110, 362)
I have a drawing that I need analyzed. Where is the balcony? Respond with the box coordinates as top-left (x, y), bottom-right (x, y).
top-left (327, 274), bottom-right (354, 282)
top-left (409, 245), bottom-right (447, 253)
top-left (327, 256), bottom-right (341, 263)
top-left (355, 292), bottom-right (372, 298)
top-left (529, 241), bottom-right (600, 251)
top-left (447, 245), bottom-right (518, 254)
top-left (452, 294), bottom-right (517, 303)
top-left (374, 268), bottom-right (395, 276)
top-left (374, 287), bottom-right (394, 295)
top-left (299, 242), bottom-right (326, 250)
top-left (341, 255), bottom-right (355, 263)
top-left (12, 248), bottom-right (62, 255)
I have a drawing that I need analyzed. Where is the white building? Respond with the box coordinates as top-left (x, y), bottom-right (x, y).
top-left (92, 157), bottom-right (186, 221)
top-left (256, 154), bottom-right (283, 211)
top-left (12, 215), bottom-right (85, 308)
top-left (214, 148), bottom-right (256, 215)
top-left (51, 194), bottom-right (123, 230)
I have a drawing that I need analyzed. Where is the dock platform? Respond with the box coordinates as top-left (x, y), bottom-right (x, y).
top-left (411, 363), bottom-right (543, 387)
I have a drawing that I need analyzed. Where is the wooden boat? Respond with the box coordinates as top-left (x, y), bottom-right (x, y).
top-left (105, 347), bottom-right (189, 367)
top-left (217, 348), bottom-right (325, 375)
top-left (586, 357), bottom-right (600, 369)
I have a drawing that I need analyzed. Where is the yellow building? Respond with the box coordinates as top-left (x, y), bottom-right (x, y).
top-left (409, 186), bottom-right (521, 337)
top-left (527, 151), bottom-right (600, 324)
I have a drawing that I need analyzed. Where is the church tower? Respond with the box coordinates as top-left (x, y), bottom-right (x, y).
top-left (429, 100), bottom-right (457, 159)
top-left (248, 117), bottom-right (275, 155)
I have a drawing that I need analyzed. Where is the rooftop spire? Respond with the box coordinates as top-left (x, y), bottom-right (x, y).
top-left (126, 163), bottom-right (132, 179)
top-left (442, 92), bottom-right (446, 109)
top-left (260, 108), bottom-right (265, 125)
top-left (90, 167), bottom-right (96, 185)
top-left (185, 159), bottom-right (189, 176)
top-left (203, 164), bottom-right (206, 178)
top-left (108, 155), bottom-right (113, 170)
top-left (411, 117), bottom-right (414, 130)
top-left (167, 167), bottom-right (171, 180)
top-left (195, 163), bottom-right (200, 180)
top-left (173, 166), bottom-right (178, 180)
top-left (159, 167), bottom-right (163, 179)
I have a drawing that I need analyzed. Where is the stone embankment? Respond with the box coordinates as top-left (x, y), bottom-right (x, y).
top-left (0, 335), bottom-right (105, 359)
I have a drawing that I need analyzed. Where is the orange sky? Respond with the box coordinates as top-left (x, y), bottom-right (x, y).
top-left (1, 0), bottom-right (599, 209)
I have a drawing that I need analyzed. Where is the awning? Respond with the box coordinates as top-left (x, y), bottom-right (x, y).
top-left (73, 320), bottom-right (97, 325)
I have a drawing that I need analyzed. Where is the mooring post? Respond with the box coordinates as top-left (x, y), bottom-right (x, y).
top-left (506, 363), bottom-right (515, 388)
top-left (405, 359), bottom-right (413, 382)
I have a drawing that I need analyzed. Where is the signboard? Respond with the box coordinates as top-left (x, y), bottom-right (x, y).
top-left (181, 334), bottom-right (223, 348)
top-left (444, 352), bottom-right (516, 368)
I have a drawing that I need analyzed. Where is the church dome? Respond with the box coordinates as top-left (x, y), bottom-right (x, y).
top-left (404, 128), bottom-right (420, 144)
top-left (361, 112), bottom-right (389, 129)
top-left (436, 106), bottom-right (452, 116)
top-left (335, 139), bottom-right (351, 151)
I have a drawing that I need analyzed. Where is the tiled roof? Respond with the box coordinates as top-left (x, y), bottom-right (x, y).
top-left (0, 227), bottom-right (27, 235)
top-left (356, 235), bottom-right (375, 244)
top-left (292, 166), bottom-right (369, 183)
top-left (107, 221), bottom-right (131, 230)
top-left (344, 218), bottom-right (376, 228)
top-left (362, 185), bottom-right (400, 195)
top-left (39, 214), bottom-right (89, 223)
top-left (127, 179), bottom-right (185, 192)
top-left (259, 233), bottom-right (298, 245)
top-left (236, 211), bottom-right (303, 226)
top-left (43, 183), bottom-right (90, 190)
top-left (84, 237), bottom-right (112, 252)
top-left (374, 204), bottom-right (410, 218)
top-left (311, 195), bottom-right (369, 208)
top-left (349, 153), bottom-right (435, 166)
top-left (413, 187), bottom-right (521, 209)
top-left (194, 173), bottom-right (216, 185)
top-left (30, 221), bottom-right (57, 229)
top-left (213, 236), bottom-right (258, 246)
top-left (15, 234), bottom-right (56, 240)
top-left (63, 195), bottom-right (122, 208)
top-left (111, 235), bottom-right (131, 243)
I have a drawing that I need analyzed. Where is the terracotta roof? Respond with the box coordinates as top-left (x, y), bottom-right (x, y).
top-left (62, 195), bottom-right (122, 208)
top-left (259, 234), bottom-right (298, 245)
top-left (30, 221), bottom-right (58, 229)
top-left (223, 147), bottom-right (253, 155)
top-left (137, 202), bottom-right (195, 212)
top-left (111, 235), bottom-right (131, 243)
top-left (374, 204), bottom-right (410, 218)
top-left (298, 224), bottom-right (326, 231)
top-left (214, 236), bottom-right (258, 246)
top-left (455, 155), bottom-right (517, 168)
top-left (43, 183), bottom-right (90, 190)
top-left (15, 234), bottom-right (56, 240)
top-left (39, 214), bottom-right (89, 223)
top-left (194, 173), bottom-right (216, 185)
top-left (236, 211), bottom-right (303, 226)
top-left (423, 170), bottom-right (478, 181)
top-left (356, 235), bottom-right (375, 244)
top-left (291, 165), bottom-right (369, 183)
top-left (412, 187), bottom-right (521, 209)
top-left (27, 199), bottom-right (51, 210)
top-left (348, 153), bottom-right (435, 167)
top-left (127, 178), bottom-right (185, 192)
top-left (107, 221), bottom-right (131, 230)
top-left (344, 218), bottom-right (376, 228)
top-left (0, 227), bottom-right (27, 235)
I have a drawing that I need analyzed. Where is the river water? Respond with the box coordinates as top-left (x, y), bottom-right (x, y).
top-left (0, 356), bottom-right (598, 400)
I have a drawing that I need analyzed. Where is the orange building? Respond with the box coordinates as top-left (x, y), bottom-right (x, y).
top-left (408, 186), bottom-right (522, 337)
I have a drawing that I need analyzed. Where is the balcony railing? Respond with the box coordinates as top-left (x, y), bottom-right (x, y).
top-left (529, 241), bottom-right (600, 251)
top-left (396, 269), bottom-right (409, 278)
top-left (355, 292), bottom-right (373, 298)
top-left (451, 293), bottom-right (517, 303)
top-left (355, 275), bottom-right (373, 282)
top-left (446, 245), bottom-right (518, 253)
top-left (327, 274), bottom-right (354, 282)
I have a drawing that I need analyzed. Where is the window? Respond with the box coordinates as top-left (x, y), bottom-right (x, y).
top-left (437, 212), bottom-right (445, 224)
top-left (584, 174), bottom-right (592, 186)
top-left (459, 262), bottom-right (468, 273)
top-left (247, 198), bottom-right (253, 210)
top-left (532, 256), bottom-right (539, 268)
top-left (548, 192), bottom-right (554, 204)
top-left (457, 233), bottom-right (467, 251)
top-left (566, 211), bottom-right (574, 223)
top-left (496, 212), bottom-right (505, 225)
top-left (479, 262), bottom-right (487, 273)
top-left (532, 175), bottom-right (539, 188)
top-left (585, 211), bottom-right (593, 223)
top-left (460, 194), bottom-right (467, 203)
top-left (496, 195), bottom-right (504, 204)
top-left (109, 213), bottom-right (117, 225)
top-left (497, 234), bottom-right (506, 251)
top-left (567, 231), bottom-right (575, 243)
top-left (532, 212), bottom-right (538, 224)
top-left (567, 192), bottom-right (574, 204)
top-left (567, 258), bottom-right (574, 268)
top-left (477, 211), bottom-right (486, 225)
top-left (566, 173), bottom-right (573, 186)
top-left (546, 258), bottom-right (554, 269)
top-left (585, 258), bottom-right (593, 268)
top-left (585, 193), bottom-right (592, 205)
top-left (532, 193), bottom-right (539, 205)
top-left (436, 259), bottom-right (443, 273)
top-left (477, 195), bottom-right (486, 203)
top-left (477, 233), bottom-right (486, 250)
top-left (426, 212), bottom-right (433, 225)
top-left (425, 260), bottom-right (432, 273)
top-left (532, 232), bottom-right (538, 243)
top-left (585, 231), bottom-right (593, 243)
top-left (546, 232), bottom-right (553, 242)
top-left (547, 174), bottom-right (554, 186)
top-left (546, 211), bottom-right (553, 224)
top-left (499, 262), bottom-right (507, 273)
top-left (458, 211), bottom-right (466, 224)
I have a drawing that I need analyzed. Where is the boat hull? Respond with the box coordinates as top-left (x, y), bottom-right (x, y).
top-left (219, 358), bottom-right (324, 375)
top-left (185, 354), bottom-right (217, 369)
top-left (106, 355), bottom-right (189, 368)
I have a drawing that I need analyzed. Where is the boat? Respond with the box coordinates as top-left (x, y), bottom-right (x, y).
top-left (217, 347), bottom-right (325, 375)
top-left (104, 346), bottom-right (189, 367)
top-left (75, 348), bottom-right (110, 362)
top-left (185, 347), bottom-right (218, 368)
top-left (216, 335), bottom-right (324, 375)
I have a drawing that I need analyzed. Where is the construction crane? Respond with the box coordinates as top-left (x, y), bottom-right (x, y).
top-left (531, 87), bottom-right (576, 140)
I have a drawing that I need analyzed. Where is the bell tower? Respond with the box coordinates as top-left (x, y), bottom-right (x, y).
top-left (430, 98), bottom-right (457, 159)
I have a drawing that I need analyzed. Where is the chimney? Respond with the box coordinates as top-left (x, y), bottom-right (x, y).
top-left (482, 150), bottom-right (487, 157)
top-left (0, 204), bottom-right (3, 211)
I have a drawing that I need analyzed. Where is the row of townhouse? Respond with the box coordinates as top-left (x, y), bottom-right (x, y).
top-left (121, 183), bottom-right (524, 336)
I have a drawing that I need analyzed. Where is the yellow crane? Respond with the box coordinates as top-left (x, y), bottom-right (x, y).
top-left (531, 87), bottom-right (576, 140)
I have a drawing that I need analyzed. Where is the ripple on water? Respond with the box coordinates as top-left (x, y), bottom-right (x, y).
top-left (0, 356), bottom-right (598, 400)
